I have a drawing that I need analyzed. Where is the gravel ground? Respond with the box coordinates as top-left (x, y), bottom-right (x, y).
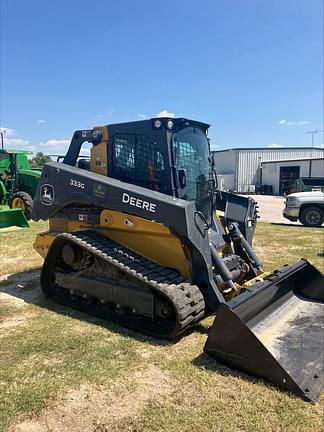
top-left (246, 194), bottom-right (301, 225)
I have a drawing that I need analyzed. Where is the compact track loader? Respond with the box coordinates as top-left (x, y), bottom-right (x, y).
top-left (32, 118), bottom-right (323, 401)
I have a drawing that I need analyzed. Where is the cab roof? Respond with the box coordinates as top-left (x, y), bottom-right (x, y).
top-left (104, 117), bottom-right (210, 131)
top-left (0, 149), bottom-right (32, 155)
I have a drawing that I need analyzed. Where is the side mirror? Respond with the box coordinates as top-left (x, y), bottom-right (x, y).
top-left (178, 168), bottom-right (187, 188)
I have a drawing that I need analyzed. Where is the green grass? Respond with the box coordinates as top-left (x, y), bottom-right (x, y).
top-left (253, 223), bottom-right (323, 273)
top-left (0, 310), bottom-right (139, 430)
top-left (0, 221), bottom-right (323, 432)
top-left (0, 220), bottom-right (48, 276)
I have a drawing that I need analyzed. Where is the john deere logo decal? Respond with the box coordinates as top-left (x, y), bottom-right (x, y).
top-left (40, 184), bottom-right (55, 205)
top-left (93, 183), bottom-right (105, 199)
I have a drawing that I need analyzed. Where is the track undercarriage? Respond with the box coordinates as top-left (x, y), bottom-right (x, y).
top-left (41, 230), bottom-right (205, 339)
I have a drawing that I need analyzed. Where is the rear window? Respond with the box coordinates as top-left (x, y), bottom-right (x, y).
top-left (301, 177), bottom-right (324, 186)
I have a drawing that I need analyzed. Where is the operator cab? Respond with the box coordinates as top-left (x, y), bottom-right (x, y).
top-left (63, 117), bottom-right (214, 221)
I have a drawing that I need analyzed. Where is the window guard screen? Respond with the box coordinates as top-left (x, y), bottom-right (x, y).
top-left (112, 133), bottom-right (167, 192)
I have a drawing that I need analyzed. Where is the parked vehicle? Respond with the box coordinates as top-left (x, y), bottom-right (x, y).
top-left (283, 191), bottom-right (324, 226)
top-left (292, 177), bottom-right (324, 193)
top-left (0, 149), bottom-right (42, 222)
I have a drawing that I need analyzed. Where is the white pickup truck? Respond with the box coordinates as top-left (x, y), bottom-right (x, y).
top-left (283, 191), bottom-right (324, 226)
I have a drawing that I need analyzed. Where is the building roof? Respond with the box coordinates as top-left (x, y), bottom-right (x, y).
top-left (212, 147), bottom-right (324, 152)
top-left (261, 157), bottom-right (324, 165)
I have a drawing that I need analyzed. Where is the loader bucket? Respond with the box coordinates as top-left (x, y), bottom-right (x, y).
top-left (0, 208), bottom-right (29, 229)
top-left (204, 259), bottom-right (324, 401)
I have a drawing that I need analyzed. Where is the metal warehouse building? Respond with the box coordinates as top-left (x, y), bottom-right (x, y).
top-left (212, 147), bottom-right (324, 195)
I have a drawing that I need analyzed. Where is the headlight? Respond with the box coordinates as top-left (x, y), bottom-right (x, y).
top-left (166, 120), bottom-right (174, 130)
top-left (286, 196), bottom-right (296, 206)
top-left (153, 119), bottom-right (162, 129)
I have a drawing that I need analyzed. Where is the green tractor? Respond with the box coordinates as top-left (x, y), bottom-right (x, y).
top-left (0, 149), bottom-right (42, 228)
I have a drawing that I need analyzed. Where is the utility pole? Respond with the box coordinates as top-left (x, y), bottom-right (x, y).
top-left (307, 129), bottom-right (323, 148)
top-left (0, 129), bottom-right (7, 150)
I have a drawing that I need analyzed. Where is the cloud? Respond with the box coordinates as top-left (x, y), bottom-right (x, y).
top-left (106, 107), bottom-right (115, 116)
top-left (39, 138), bottom-right (92, 157)
top-left (210, 144), bottom-right (221, 150)
top-left (137, 113), bottom-right (148, 120)
top-left (4, 138), bottom-right (30, 146)
top-left (42, 139), bottom-right (70, 147)
top-left (156, 110), bottom-right (175, 118)
top-left (2, 137), bottom-right (37, 154)
top-left (0, 126), bottom-right (33, 150)
top-left (278, 119), bottom-right (309, 126)
top-left (40, 139), bottom-right (70, 155)
top-left (267, 143), bottom-right (283, 148)
top-left (0, 127), bottom-right (16, 136)
top-left (37, 119), bottom-right (47, 124)
top-left (0, 126), bottom-right (72, 156)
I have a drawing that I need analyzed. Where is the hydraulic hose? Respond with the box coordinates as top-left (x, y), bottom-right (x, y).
top-left (210, 242), bottom-right (239, 293)
top-left (228, 223), bottom-right (263, 271)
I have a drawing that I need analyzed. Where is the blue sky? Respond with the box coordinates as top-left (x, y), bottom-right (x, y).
top-left (0, 0), bottom-right (323, 155)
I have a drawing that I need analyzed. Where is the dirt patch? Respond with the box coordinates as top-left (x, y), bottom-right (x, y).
top-left (10, 365), bottom-right (175, 432)
top-left (0, 313), bottom-right (35, 331)
top-left (136, 346), bottom-right (153, 359)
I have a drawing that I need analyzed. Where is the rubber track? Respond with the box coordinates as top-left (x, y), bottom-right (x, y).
top-left (43, 230), bottom-right (205, 339)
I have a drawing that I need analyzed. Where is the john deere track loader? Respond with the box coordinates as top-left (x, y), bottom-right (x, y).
top-left (32, 118), bottom-right (323, 401)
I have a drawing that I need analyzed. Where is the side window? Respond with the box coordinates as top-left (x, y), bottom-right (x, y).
top-left (174, 140), bottom-right (197, 180)
top-left (113, 134), bottom-right (135, 169)
top-left (112, 133), bottom-right (167, 192)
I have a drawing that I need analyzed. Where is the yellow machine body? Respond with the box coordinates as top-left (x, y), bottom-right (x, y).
top-left (34, 210), bottom-right (192, 279)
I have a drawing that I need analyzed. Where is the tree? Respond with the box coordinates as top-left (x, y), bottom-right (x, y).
top-left (30, 152), bottom-right (52, 168)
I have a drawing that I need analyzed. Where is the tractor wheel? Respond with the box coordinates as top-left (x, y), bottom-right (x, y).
top-left (9, 191), bottom-right (33, 220)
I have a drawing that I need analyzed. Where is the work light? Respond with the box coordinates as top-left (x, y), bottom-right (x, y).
top-left (167, 120), bottom-right (174, 130)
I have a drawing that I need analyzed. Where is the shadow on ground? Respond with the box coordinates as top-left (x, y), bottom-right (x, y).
top-left (0, 268), bottom-right (172, 346)
top-left (0, 269), bottom-right (211, 347)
